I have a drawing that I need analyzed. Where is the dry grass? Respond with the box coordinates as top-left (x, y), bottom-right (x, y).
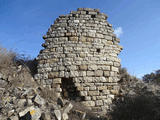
top-left (38, 86), bottom-right (57, 103)
top-left (0, 46), bottom-right (37, 88)
top-left (0, 47), bottom-right (16, 70)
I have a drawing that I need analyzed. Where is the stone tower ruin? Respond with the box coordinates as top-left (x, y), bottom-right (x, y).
top-left (35, 8), bottom-right (122, 112)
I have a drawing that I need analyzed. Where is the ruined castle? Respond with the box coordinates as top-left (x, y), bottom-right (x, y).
top-left (35, 8), bottom-right (122, 113)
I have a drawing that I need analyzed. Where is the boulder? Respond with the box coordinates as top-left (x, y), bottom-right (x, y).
top-left (40, 112), bottom-right (51, 120)
top-left (54, 110), bottom-right (61, 120)
top-left (19, 106), bottom-right (41, 120)
top-left (34, 94), bottom-right (45, 106)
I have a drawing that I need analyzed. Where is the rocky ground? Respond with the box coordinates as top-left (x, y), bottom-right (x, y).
top-left (0, 64), bottom-right (107, 120)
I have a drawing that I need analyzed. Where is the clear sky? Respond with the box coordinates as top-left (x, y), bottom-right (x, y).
top-left (0, 0), bottom-right (160, 78)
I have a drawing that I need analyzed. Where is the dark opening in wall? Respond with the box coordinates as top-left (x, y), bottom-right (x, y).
top-left (72, 14), bottom-right (76, 17)
top-left (91, 15), bottom-right (96, 18)
top-left (61, 78), bottom-right (81, 101)
top-left (97, 48), bottom-right (101, 53)
top-left (86, 11), bottom-right (89, 14)
top-left (99, 90), bottom-right (103, 93)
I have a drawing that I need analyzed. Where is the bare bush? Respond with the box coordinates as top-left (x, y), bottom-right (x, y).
top-left (0, 46), bottom-right (37, 88)
top-left (0, 46), bottom-right (16, 70)
top-left (110, 94), bottom-right (160, 120)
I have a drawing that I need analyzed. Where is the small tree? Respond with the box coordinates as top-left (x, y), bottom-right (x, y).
top-left (143, 69), bottom-right (160, 84)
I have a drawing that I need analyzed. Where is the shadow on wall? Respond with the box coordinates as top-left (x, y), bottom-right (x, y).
top-left (61, 77), bottom-right (82, 101)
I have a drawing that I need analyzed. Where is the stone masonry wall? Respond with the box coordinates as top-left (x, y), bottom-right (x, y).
top-left (35, 8), bottom-right (122, 113)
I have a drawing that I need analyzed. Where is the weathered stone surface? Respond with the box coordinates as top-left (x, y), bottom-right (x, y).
top-left (34, 94), bottom-right (45, 106)
top-left (79, 65), bottom-right (88, 70)
top-left (104, 71), bottom-right (110, 77)
top-left (80, 91), bottom-right (88, 96)
top-left (35, 8), bottom-right (122, 112)
top-left (62, 113), bottom-right (68, 120)
top-left (95, 70), bottom-right (103, 76)
top-left (54, 110), bottom-right (61, 120)
top-left (96, 100), bottom-right (103, 106)
top-left (88, 65), bottom-right (97, 70)
top-left (111, 66), bottom-right (119, 72)
top-left (88, 91), bottom-right (99, 96)
top-left (19, 106), bottom-right (41, 120)
top-left (53, 78), bottom-right (61, 84)
top-left (82, 101), bottom-right (95, 107)
top-left (87, 71), bottom-right (94, 76)
top-left (63, 103), bottom-right (73, 114)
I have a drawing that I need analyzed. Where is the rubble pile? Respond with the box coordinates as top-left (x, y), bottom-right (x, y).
top-left (0, 71), bottom-right (93, 120)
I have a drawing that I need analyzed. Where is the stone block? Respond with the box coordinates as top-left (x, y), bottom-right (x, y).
top-left (107, 95), bottom-right (114, 99)
top-left (96, 96), bottom-right (107, 99)
top-left (102, 90), bottom-right (110, 94)
top-left (69, 37), bottom-right (78, 41)
top-left (87, 37), bottom-right (93, 42)
top-left (19, 106), bottom-right (41, 120)
top-left (70, 71), bottom-right (79, 77)
top-left (96, 100), bottom-right (103, 106)
top-left (104, 35), bottom-right (112, 40)
top-left (89, 86), bottom-right (97, 90)
top-left (85, 96), bottom-right (91, 101)
top-left (97, 86), bottom-right (107, 90)
top-left (65, 32), bottom-right (72, 36)
top-left (88, 91), bottom-right (99, 96)
top-left (88, 65), bottom-right (97, 70)
top-left (59, 71), bottom-right (64, 77)
top-left (79, 71), bottom-right (86, 77)
top-left (77, 86), bottom-right (83, 91)
top-left (48, 72), bottom-right (59, 79)
top-left (79, 53), bottom-right (86, 58)
top-left (104, 71), bottom-right (110, 77)
top-left (54, 110), bottom-right (61, 120)
top-left (87, 32), bottom-right (95, 37)
top-left (111, 66), bottom-right (119, 72)
top-left (53, 78), bottom-right (61, 84)
top-left (85, 77), bottom-right (93, 82)
top-left (34, 94), bottom-right (45, 106)
top-left (95, 70), bottom-right (103, 76)
top-left (80, 91), bottom-right (88, 96)
top-left (82, 101), bottom-right (95, 107)
top-left (96, 33), bottom-right (104, 38)
top-left (99, 77), bottom-right (107, 82)
top-left (79, 65), bottom-right (88, 70)
top-left (87, 71), bottom-right (94, 76)
top-left (110, 90), bottom-right (119, 95)
top-left (84, 87), bottom-right (89, 91)
top-left (74, 20), bottom-right (79, 23)
top-left (103, 98), bottom-right (112, 105)
top-left (92, 96), bottom-right (97, 100)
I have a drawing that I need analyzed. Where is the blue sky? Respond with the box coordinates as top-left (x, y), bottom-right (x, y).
top-left (0, 0), bottom-right (160, 78)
